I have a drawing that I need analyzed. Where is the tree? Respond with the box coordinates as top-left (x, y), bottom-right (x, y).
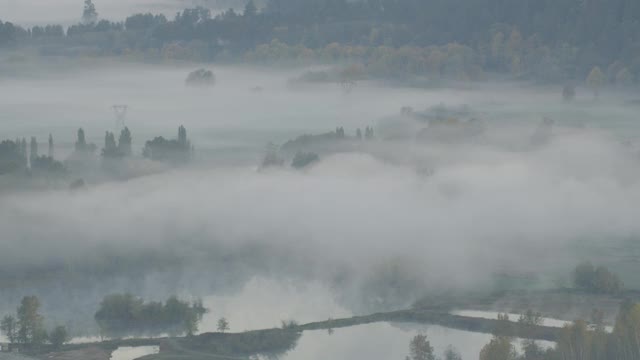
top-left (586, 66), bottom-right (605, 98)
top-left (0, 140), bottom-right (26, 174)
top-left (48, 134), bottom-right (54, 158)
top-left (217, 317), bottom-right (229, 333)
top-left (118, 127), bottom-right (132, 156)
top-left (20, 138), bottom-right (27, 163)
top-left (409, 334), bottom-right (435, 360)
top-left (612, 302), bottom-right (640, 359)
top-left (244, 0), bottom-right (258, 17)
top-left (95, 294), bottom-right (206, 338)
top-left (29, 137), bottom-right (38, 165)
top-left (443, 346), bottom-right (462, 360)
top-left (479, 336), bottom-right (517, 360)
top-left (102, 131), bottom-right (119, 157)
top-left (185, 69), bottom-right (216, 87)
top-left (518, 309), bottom-right (543, 326)
top-left (17, 296), bottom-right (46, 346)
top-left (261, 142), bottom-right (284, 168)
top-left (573, 262), bottom-right (623, 294)
top-left (49, 326), bottom-right (68, 349)
top-left (178, 125), bottom-right (188, 147)
top-left (142, 126), bottom-right (191, 163)
top-left (364, 126), bottom-right (375, 140)
top-left (556, 320), bottom-right (593, 360)
top-left (1, 315), bottom-right (18, 344)
top-left (83, 0), bottom-right (98, 24)
top-left (75, 128), bottom-right (87, 152)
top-left (574, 261), bottom-right (596, 290)
top-left (615, 67), bottom-right (634, 86)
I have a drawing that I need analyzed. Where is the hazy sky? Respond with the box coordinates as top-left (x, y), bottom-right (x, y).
top-left (0, 0), bottom-right (209, 27)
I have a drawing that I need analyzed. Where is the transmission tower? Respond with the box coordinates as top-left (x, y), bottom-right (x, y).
top-left (112, 105), bottom-right (128, 130)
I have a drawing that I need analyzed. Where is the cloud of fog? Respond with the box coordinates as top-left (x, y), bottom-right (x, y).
top-left (3, 63), bottom-right (640, 321)
top-left (1, 127), bottom-right (638, 296)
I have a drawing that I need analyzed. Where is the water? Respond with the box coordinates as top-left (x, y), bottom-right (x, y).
top-left (451, 310), bottom-right (614, 333)
top-left (110, 346), bottom-right (159, 360)
top-left (451, 310), bottom-right (570, 328)
top-left (283, 322), bottom-right (554, 360)
top-left (199, 277), bottom-right (352, 332)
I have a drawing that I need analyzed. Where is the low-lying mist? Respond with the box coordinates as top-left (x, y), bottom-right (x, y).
top-left (1, 125), bottom-right (638, 295)
top-left (2, 62), bottom-right (640, 336)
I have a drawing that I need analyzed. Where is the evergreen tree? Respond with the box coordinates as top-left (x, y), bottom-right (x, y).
top-left (102, 131), bottom-right (119, 157)
top-left (48, 134), bottom-right (54, 158)
top-left (75, 128), bottom-right (87, 152)
top-left (118, 127), bottom-right (132, 156)
top-left (178, 125), bottom-right (188, 148)
top-left (20, 138), bottom-right (27, 166)
top-left (29, 137), bottom-right (38, 165)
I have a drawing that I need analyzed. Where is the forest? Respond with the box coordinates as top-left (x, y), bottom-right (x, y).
top-left (0, 0), bottom-right (638, 85)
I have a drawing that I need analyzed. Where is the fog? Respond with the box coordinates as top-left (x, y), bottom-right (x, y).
top-left (2, 59), bottom-right (640, 350)
top-left (2, 126), bottom-right (638, 281)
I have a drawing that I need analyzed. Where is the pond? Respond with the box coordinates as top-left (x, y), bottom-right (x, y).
top-left (282, 322), bottom-right (555, 360)
top-left (110, 346), bottom-right (159, 360)
top-left (451, 309), bottom-right (614, 332)
top-left (199, 277), bottom-right (352, 332)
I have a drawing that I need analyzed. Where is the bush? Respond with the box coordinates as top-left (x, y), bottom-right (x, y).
top-left (186, 68), bottom-right (216, 86)
top-left (49, 326), bottom-right (68, 348)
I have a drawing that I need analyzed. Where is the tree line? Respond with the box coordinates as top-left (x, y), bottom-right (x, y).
top-left (0, 296), bottom-right (68, 350)
top-left (0, 136), bottom-right (64, 176)
top-left (1, 0), bottom-right (639, 85)
top-left (0, 293), bottom-right (210, 351)
top-left (94, 293), bottom-right (207, 338)
top-left (475, 301), bottom-right (640, 360)
top-left (0, 125), bottom-right (193, 177)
